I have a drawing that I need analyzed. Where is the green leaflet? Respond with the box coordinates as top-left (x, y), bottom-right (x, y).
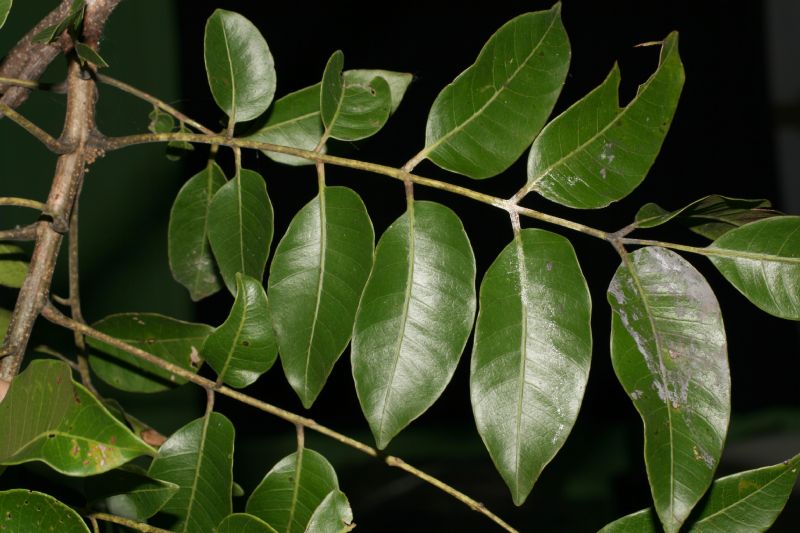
top-left (204, 9), bottom-right (275, 123)
top-left (268, 186), bottom-right (374, 408)
top-left (85, 464), bottom-right (179, 521)
top-left (0, 243), bottom-right (28, 288)
top-left (305, 490), bottom-right (354, 533)
top-left (203, 273), bottom-right (277, 388)
top-left (526, 33), bottom-right (684, 208)
top-left (707, 216), bottom-right (800, 320)
top-left (599, 509), bottom-right (658, 533)
top-left (321, 50), bottom-right (392, 141)
top-left (608, 247), bottom-right (729, 533)
top-left (352, 201), bottom-right (476, 449)
top-left (207, 168), bottom-right (274, 295)
top-left (169, 162), bottom-right (227, 301)
top-left (0, 490), bottom-right (89, 532)
top-left (74, 42), bottom-right (108, 68)
top-left (0, 0), bottom-right (11, 30)
top-left (87, 313), bottom-right (212, 393)
top-left (148, 412), bottom-right (234, 533)
top-left (216, 514), bottom-right (279, 533)
top-left (471, 229), bottom-right (592, 505)
top-left (422, 4), bottom-right (569, 179)
top-left (246, 449), bottom-right (339, 533)
top-left (0, 360), bottom-right (154, 476)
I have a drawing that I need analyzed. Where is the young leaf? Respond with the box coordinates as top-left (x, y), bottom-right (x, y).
top-left (204, 9), bottom-right (276, 123)
top-left (0, 490), bottom-right (89, 533)
top-left (85, 464), bottom-right (179, 520)
top-left (203, 273), bottom-right (277, 388)
top-left (320, 50), bottom-right (392, 141)
top-left (599, 508), bottom-right (658, 533)
top-left (352, 201), bottom-right (476, 449)
top-left (0, 0), bottom-right (12, 30)
top-left (31, 0), bottom-right (85, 44)
top-left (0, 243), bottom-right (28, 288)
top-left (707, 216), bottom-right (800, 320)
top-left (167, 124), bottom-right (196, 161)
top-left (246, 449), bottom-right (339, 533)
top-left (526, 33), bottom-right (684, 208)
top-left (471, 229), bottom-right (592, 506)
top-left (74, 42), bottom-right (108, 68)
top-left (422, 4), bottom-right (569, 179)
top-left (0, 360), bottom-right (155, 476)
top-left (216, 513), bottom-right (279, 533)
top-left (608, 247), bottom-right (730, 533)
top-left (268, 186), bottom-right (374, 408)
top-left (305, 490), bottom-right (355, 533)
top-left (87, 313), bottom-right (213, 393)
top-left (148, 412), bottom-right (234, 533)
top-left (634, 195), bottom-right (779, 239)
top-left (169, 162), bottom-right (227, 300)
top-left (208, 168), bottom-right (274, 295)
top-left (149, 106), bottom-right (176, 134)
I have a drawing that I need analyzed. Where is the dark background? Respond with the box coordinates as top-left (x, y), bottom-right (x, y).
top-left (1, 1), bottom-right (799, 531)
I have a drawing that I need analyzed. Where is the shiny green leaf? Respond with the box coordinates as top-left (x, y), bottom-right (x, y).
top-left (599, 508), bottom-right (658, 533)
top-left (204, 9), bottom-right (276, 123)
top-left (85, 464), bottom-right (179, 520)
top-left (321, 50), bottom-right (392, 141)
top-left (0, 0), bottom-right (11, 30)
top-left (74, 42), bottom-right (108, 68)
top-left (246, 449), bottom-right (339, 533)
top-left (216, 513), bottom-right (279, 533)
top-left (0, 489), bottom-right (89, 532)
top-left (148, 412), bottom-right (234, 533)
top-left (343, 70), bottom-right (412, 114)
top-left (707, 216), bottom-right (800, 320)
top-left (352, 201), bottom-right (476, 449)
top-left (305, 490), bottom-right (354, 533)
top-left (635, 195), bottom-right (780, 240)
top-left (208, 168), bottom-right (274, 295)
top-left (608, 247), bottom-right (729, 533)
top-left (0, 243), bottom-right (27, 288)
top-left (471, 229), bottom-right (591, 505)
top-left (203, 273), bottom-right (277, 388)
top-left (423, 5), bottom-right (569, 179)
top-left (88, 313), bottom-right (212, 393)
top-left (0, 360), bottom-right (154, 475)
top-left (169, 163), bottom-right (227, 300)
top-left (527, 33), bottom-right (684, 208)
top-left (268, 186), bottom-right (374, 407)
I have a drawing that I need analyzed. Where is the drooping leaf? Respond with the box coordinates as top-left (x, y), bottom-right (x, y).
top-left (148, 412), bottom-right (234, 533)
top-left (526, 33), bottom-right (684, 208)
top-left (0, 360), bottom-right (154, 475)
top-left (634, 195), bottom-right (781, 240)
top-left (74, 42), bottom-right (108, 68)
top-left (216, 513), bottom-right (279, 533)
top-left (0, 243), bottom-right (28, 288)
top-left (169, 162), bottom-right (227, 300)
top-left (352, 201), bottom-right (476, 449)
top-left (87, 313), bottom-right (213, 393)
top-left (204, 9), bottom-right (276, 123)
top-left (422, 4), bottom-right (569, 179)
top-left (471, 229), bottom-right (592, 505)
top-left (85, 464), bottom-right (179, 520)
top-left (0, 489), bottom-right (89, 532)
top-left (320, 50), bottom-right (392, 141)
top-left (207, 168), bottom-right (274, 295)
top-left (268, 186), bottom-right (374, 408)
top-left (599, 508), bottom-right (658, 533)
top-left (304, 490), bottom-right (355, 533)
top-left (246, 449), bottom-right (339, 533)
top-left (203, 273), bottom-right (277, 388)
top-left (608, 247), bottom-right (730, 533)
top-left (707, 216), bottom-right (800, 320)
top-left (0, 0), bottom-right (13, 31)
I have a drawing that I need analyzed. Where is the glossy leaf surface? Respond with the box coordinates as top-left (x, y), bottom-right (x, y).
top-left (0, 489), bottom-right (89, 532)
top-left (216, 513), bottom-right (279, 533)
top-left (608, 247), bottom-right (729, 533)
top-left (204, 9), bottom-right (275, 123)
top-left (471, 229), bottom-right (592, 505)
top-left (268, 186), bottom-right (374, 407)
top-left (352, 201), bottom-right (476, 449)
top-left (246, 449), bottom-right (339, 533)
top-left (0, 360), bottom-right (154, 475)
top-left (305, 490), bottom-right (354, 533)
top-left (203, 273), bottom-right (277, 388)
top-left (599, 509), bottom-right (658, 533)
top-left (527, 33), bottom-right (683, 208)
top-left (148, 413), bottom-right (234, 532)
top-left (321, 50), bottom-right (392, 141)
top-left (0, 243), bottom-right (28, 288)
top-left (169, 162), bottom-right (227, 300)
top-left (88, 313), bottom-right (212, 393)
top-left (208, 168), bottom-right (274, 295)
top-left (708, 216), bottom-right (800, 320)
top-left (423, 5), bottom-right (569, 179)
top-left (85, 464), bottom-right (179, 520)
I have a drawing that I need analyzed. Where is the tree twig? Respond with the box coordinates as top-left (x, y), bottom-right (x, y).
top-left (0, 102), bottom-right (66, 152)
top-left (0, 224), bottom-right (38, 241)
top-left (88, 513), bottom-right (172, 533)
top-left (0, 197), bottom-right (47, 211)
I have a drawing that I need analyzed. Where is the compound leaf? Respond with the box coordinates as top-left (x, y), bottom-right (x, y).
top-left (471, 229), bottom-right (591, 505)
top-left (0, 489), bottom-right (89, 532)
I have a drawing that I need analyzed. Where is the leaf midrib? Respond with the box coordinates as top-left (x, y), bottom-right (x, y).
top-left (181, 413), bottom-right (212, 533)
top-left (512, 232), bottom-right (529, 498)
top-left (220, 19), bottom-right (237, 120)
top-left (303, 191), bottom-right (328, 403)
